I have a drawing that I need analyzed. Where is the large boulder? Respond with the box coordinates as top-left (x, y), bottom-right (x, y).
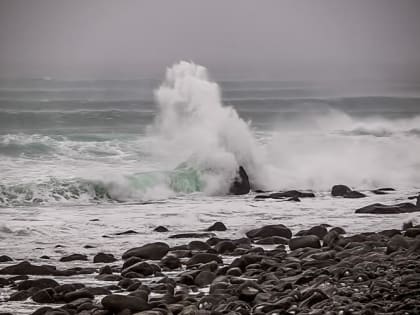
top-left (355, 203), bottom-right (420, 214)
top-left (246, 224), bottom-right (292, 239)
top-left (0, 262), bottom-right (57, 276)
top-left (331, 185), bottom-right (352, 196)
top-left (229, 166), bottom-right (250, 195)
top-left (122, 242), bottom-right (169, 260)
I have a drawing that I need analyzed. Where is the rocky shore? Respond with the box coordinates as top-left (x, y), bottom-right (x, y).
top-left (1, 217), bottom-right (420, 315)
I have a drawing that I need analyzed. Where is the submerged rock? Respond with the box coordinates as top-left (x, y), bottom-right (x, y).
top-left (355, 202), bottom-right (420, 214)
top-left (206, 222), bottom-right (227, 231)
top-left (256, 190), bottom-right (315, 199)
top-left (229, 166), bottom-right (250, 195)
top-left (169, 232), bottom-right (215, 239)
top-left (93, 253), bottom-right (117, 263)
top-left (153, 226), bottom-right (169, 232)
top-left (60, 254), bottom-right (88, 262)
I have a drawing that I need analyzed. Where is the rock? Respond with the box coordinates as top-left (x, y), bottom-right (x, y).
top-left (378, 229), bottom-right (401, 238)
top-left (101, 294), bottom-right (150, 312)
top-left (386, 235), bottom-right (410, 254)
top-left (214, 240), bottom-right (237, 254)
top-left (343, 190), bottom-right (366, 198)
top-left (404, 228), bottom-right (420, 238)
top-left (255, 236), bottom-right (289, 245)
top-left (115, 230), bottom-right (138, 235)
top-left (355, 203), bottom-right (420, 214)
top-left (330, 226), bottom-right (346, 234)
top-left (17, 278), bottom-right (59, 291)
top-left (229, 166), bottom-right (250, 195)
top-left (93, 253), bottom-right (117, 263)
top-left (169, 232), bottom-right (215, 239)
top-left (194, 271), bottom-right (216, 287)
top-left (255, 190), bottom-right (315, 199)
top-left (188, 240), bottom-right (210, 251)
top-left (186, 253), bottom-right (223, 266)
top-left (0, 255), bottom-right (12, 262)
top-left (32, 288), bottom-right (56, 303)
top-left (160, 255), bottom-right (181, 270)
top-left (206, 222), bottom-right (227, 231)
top-left (60, 254), bottom-right (88, 262)
top-left (305, 225), bottom-right (328, 238)
top-left (236, 281), bottom-right (261, 302)
top-left (246, 224), bottom-right (292, 239)
top-left (122, 262), bottom-right (155, 277)
top-left (8, 290), bottom-right (32, 301)
top-left (64, 288), bottom-right (94, 302)
top-left (289, 235), bottom-right (321, 250)
top-left (153, 226), bottom-right (168, 232)
top-left (0, 262), bottom-right (57, 276)
top-left (122, 242), bottom-right (169, 260)
top-left (331, 185), bottom-right (352, 196)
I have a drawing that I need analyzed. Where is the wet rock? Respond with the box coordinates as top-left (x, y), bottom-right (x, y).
top-left (289, 235), bottom-right (321, 250)
top-left (188, 240), bottom-right (211, 251)
top-left (229, 166), bottom-right (250, 195)
top-left (236, 281), bottom-right (261, 302)
top-left (160, 255), bottom-right (181, 270)
top-left (0, 262), bottom-right (58, 276)
top-left (153, 226), bottom-right (168, 232)
top-left (255, 236), bottom-right (289, 245)
top-left (186, 253), bottom-right (223, 266)
top-left (194, 271), bottom-right (216, 287)
top-left (331, 184), bottom-right (352, 196)
top-left (122, 256), bottom-right (143, 270)
top-left (0, 255), bottom-right (12, 262)
top-left (115, 230), bottom-right (138, 235)
top-left (122, 242), bottom-right (170, 260)
top-left (60, 254), bottom-right (88, 262)
top-left (40, 255), bottom-right (50, 260)
top-left (8, 290), bottom-right (32, 301)
top-left (17, 278), bottom-right (59, 291)
top-left (343, 190), bottom-right (366, 198)
top-left (330, 226), bottom-right (346, 234)
top-left (386, 235), bottom-right (410, 254)
top-left (122, 262), bottom-right (156, 277)
top-left (246, 224), bottom-right (292, 239)
top-left (32, 288), bottom-right (56, 303)
top-left (93, 253), bottom-right (117, 263)
top-left (305, 225), bottom-right (328, 238)
top-left (404, 228), bottom-right (420, 238)
top-left (101, 294), bottom-right (150, 312)
top-left (169, 232), bottom-right (215, 239)
top-left (256, 190), bottom-right (315, 199)
top-left (206, 222), bottom-right (227, 231)
top-left (355, 202), bottom-right (420, 214)
top-left (214, 240), bottom-right (237, 254)
top-left (64, 288), bottom-right (94, 302)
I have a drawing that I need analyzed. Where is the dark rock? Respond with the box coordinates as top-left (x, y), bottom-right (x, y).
top-left (0, 262), bottom-right (58, 276)
top-left (343, 190), bottom-right (366, 198)
top-left (331, 185), bottom-right (352, 196)
top-left (40, 256), bottom-right (50, 260)
top-left (355, 203), bottom-right (420, 214)
top-left (206, 222), bottom-right (227, 231)
top-left (305, 225), bottom-right (328, 238)
top-left (289, 235), bottom-right (321, 250)
top-left (194, 271), bottom-right (216, 287)
top-left (379, 229), bottom-right (401, 238)
top-left (60, 254), bottom-right (87, 262)
top-left (169, 232), bottom-right (215, 239)
top-left (8, 290), bottom-right (32, 301)
top-left (229, 166), bottom-right (250, 195)
top-left (255, 236), bottom-right (289, 245)
top-left (153, 226), bottom-right (168, 232)
top-left (187, 240), bottom-right (210, 251)
top-left (93, 253), bottom-right (117, 263)
top-left (287, 196), bottom-right (301, 202)
top-left (330, 226), bottom-right (346, 234)
top-left (236, 281), bottom-right (261, 302)
top-left (122, 262), bottom-right (155, 277)
top-left (0, 255), bottom-right (12, 262)
top-left (115, 230), bottom-right (138, 235)
top-left (246, 224), bottom-right (292, 239)
top-left (160, 255), bottom-right (181, 270)
top-left (32, 288), bottom-right (56, 303)
top-left (122, 242), bottom-right (169, 260)
top-left (256, 190), bottom-right (315, 199)
top-left (17, 278), bottom-right (59, 291)
top-left (64, 288), bottom-right (94, 302)
top-left (101, 294), bottom-right (150, 312)
top-left (386, 235), bottom-right (410, 254)
top-left (186, 253), bottom-right (223, 266)
top-left (214, 240), bottom-right (236, 254)
top-left (122, 256), bottom-right (143, 270)
top-left (404, 228), bottom-right (420, 238)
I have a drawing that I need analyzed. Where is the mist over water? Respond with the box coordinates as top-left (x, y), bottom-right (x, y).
top-left (0, 61), bottom-right (420, 206)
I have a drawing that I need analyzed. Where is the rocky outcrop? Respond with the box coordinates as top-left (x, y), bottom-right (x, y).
top-left (355, 202), bottom-right (420, 214)
top-left (229, 166), bottom-right (250, 195)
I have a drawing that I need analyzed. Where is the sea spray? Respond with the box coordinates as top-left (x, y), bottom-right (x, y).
top-left (148, 61), bottom-right (267, 194)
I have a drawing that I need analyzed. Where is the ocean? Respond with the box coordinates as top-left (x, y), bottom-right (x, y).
top-left (1, 61), bottom-right (420, 313)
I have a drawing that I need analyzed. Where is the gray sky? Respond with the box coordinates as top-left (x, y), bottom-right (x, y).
top-left (0, 0), bottom-right (419, 80)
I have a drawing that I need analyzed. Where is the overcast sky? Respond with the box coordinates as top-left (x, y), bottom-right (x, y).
top-left (0, 0), bottom-right (419, 80)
